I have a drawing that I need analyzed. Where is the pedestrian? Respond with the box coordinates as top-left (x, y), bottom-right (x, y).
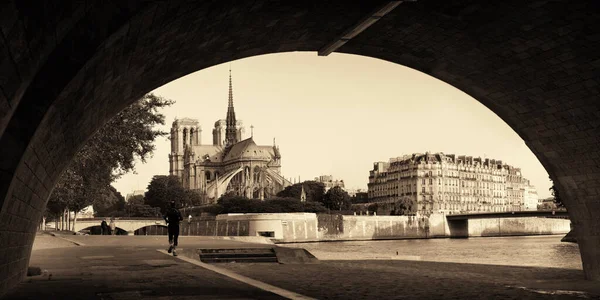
top-left (100, 218), bottom-right (108, 235)
top-left (109, 217), bottom-right (116, 236)
top-left (163, 200), bottom-right (183, 256)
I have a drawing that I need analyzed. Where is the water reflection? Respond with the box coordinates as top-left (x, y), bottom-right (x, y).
top-left (292, 235), bottom-right (582, 269)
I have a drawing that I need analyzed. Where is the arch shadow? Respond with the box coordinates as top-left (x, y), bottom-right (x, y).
top-left (0, 2), bottom-right (598, 295)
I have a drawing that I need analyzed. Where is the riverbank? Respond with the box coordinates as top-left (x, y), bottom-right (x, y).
top-left (8, 234), bottom-right (597, 299)
top-left (219, 260), bottom-right (600, 299)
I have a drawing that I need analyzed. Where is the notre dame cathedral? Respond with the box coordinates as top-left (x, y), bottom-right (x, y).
top-left (168, 69), bottom-right (292, 202)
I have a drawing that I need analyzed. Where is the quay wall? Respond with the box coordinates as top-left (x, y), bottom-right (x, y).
top-left (169, 213), bottom-right (570, 242)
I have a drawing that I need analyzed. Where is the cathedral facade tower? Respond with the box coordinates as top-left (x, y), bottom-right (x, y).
top-left (169, 118), bottom-right (201, 178)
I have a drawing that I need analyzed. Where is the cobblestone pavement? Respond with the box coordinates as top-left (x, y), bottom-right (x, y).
top-left (218, 260), bottom-right (600, 300)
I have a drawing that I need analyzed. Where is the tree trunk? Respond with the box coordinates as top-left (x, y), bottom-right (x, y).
top-left (72, 211), bottom-right (78, 232)
top-left (65, 208), bottom-right (70, 231)
top-left (60, 215), bottom-right (64, 230)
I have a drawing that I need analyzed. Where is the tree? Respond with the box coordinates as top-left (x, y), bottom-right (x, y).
top-left (93, 186), bottom-right (125, 217)
top-left (277, 181), bottom-right (326, 202)
top-left (390, 197), bottom-right (416, 216)
top-left (185, 190), bottom-right (204, 206)
top-left (144, 175), bottom-right (187, 213)
top-left (322, 186), bottom-right (352, 211)
top-left (128, 194), bottom-right (145, 206)
top-left (47, 93), bottom-right (173, 227)
top-left (549, 178), bottom-right (564, 208)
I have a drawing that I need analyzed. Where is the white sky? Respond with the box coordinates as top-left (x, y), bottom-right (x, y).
top-left (112, 52), bottom-right (552, 198)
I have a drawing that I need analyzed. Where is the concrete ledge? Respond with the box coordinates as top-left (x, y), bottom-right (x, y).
top-left (217, 213), bottom-right (317, 221)
top-left (273, 247), bottom-right (320, 264)
top-left (561, 229), bottom-right (578, 243)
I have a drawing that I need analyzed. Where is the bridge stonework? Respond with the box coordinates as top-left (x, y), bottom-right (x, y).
top-left (0, 0), bottom-right (599, 295)
top-left (73, 219), bottom-right (166, 235)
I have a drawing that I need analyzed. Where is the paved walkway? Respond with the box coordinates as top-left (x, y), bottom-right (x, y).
top-left (5, 234), bottom-right (600, 299)
top-left (5, 235), bottom-right (283, 300)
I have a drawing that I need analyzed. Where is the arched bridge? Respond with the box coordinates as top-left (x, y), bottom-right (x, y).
top-left (446, 210), bottom-right (569, 221)
top-left (74, 218), bottom-right (166, 235)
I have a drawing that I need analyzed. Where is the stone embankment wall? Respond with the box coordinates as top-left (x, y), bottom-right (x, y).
top-left (317, 215), bottom-right (430, 241)
top-left (173, 213), bottom-right (570, 242)
top-left (178, 218), bottom-right (250, 237)
top-left (466, 217), bottom-right (571, 237)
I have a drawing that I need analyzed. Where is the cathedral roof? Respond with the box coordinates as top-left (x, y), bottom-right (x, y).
top-left (223, 137), bottom-right (274, 162)
top-left (191, 145), bottom-right (224, 163)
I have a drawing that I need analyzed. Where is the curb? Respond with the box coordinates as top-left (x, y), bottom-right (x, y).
top-left (49, 233), bottom-right (86, 246)
top-left (158, 249), bottom-right (316, 300)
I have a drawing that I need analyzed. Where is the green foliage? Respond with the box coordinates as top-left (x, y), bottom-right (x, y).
top-left (215, 193), bottom-right (328, 214)
top-left (549, 178), bottom-right (564, 208)
top-left (144, 175), bottom-right (202, 213)
top-left (276, 181), bottom-right (326, 202)
top-left (46, 93), bottom-right (173, 217)
top-left (126, 203), bottom-right (161, 217)
top-left (93, 186), bottom-right (126, 217)
top-left (145, 175), bottom-right (185, 213)
top-left (128, 194), bottom-right (145, 206)
top-left (368, 197), bottom-right (416, 216)
top-left (322, 186), bottom-right (352, 211)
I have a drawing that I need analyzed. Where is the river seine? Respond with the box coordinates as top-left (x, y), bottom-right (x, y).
top-left (292, 235), bottom-right (582, 269)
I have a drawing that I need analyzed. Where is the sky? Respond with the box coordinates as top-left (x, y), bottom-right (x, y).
top-left (112, 52), bottom-right (553, 199)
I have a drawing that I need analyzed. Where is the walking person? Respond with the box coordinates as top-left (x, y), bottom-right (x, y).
top-left (100, 218), bottom-right (108, 235)
top-left (109, 218), bottom-right (116, 236)
top-left (163, 201), bottom-right (183, 256)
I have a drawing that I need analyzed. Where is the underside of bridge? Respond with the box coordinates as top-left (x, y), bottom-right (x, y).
top-left (0, 0), bottom-right (599, 295)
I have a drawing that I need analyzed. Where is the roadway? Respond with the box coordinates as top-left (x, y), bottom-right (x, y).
top-left (446, 210), bottom-right (569, 221)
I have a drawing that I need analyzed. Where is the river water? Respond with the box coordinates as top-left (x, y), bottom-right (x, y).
top-left (291, 235), bottom-right (583, 270)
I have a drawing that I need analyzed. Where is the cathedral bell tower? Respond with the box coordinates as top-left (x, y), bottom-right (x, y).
top-left (225, 67), bottom-right (238, 147)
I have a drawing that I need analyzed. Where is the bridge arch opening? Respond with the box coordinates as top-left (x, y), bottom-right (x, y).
top-left (0, 1), bottom-right (599, 295)
top-left (78, 226), bottom-right (128, 236)
top-left (134, 225), bottom-right (168, 236)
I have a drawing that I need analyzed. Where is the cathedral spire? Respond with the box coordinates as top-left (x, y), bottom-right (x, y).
top-left (225, 66), bottom-right (238, 147)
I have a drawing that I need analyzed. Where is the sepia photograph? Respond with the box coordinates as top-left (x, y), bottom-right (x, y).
top-left (0, 1), bottom-right (599, 299)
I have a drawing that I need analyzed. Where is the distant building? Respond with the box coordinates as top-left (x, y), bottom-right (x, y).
top-left (314, 175), bottom-right (345, 192)
top-left (126, 190), bottom-right (145, 202)
top-left (367, 152), bottom-right (538, 216)
top-left (350, 189), bottom-right (369, 203)
top-left (70, 205), bottom-right (94, 219)
top-left (523, 180), bottom-right (539, 211)
top-left (345, 188), bottom-right (366, 197)
top-left (538, 197), bottom-right (557, 210)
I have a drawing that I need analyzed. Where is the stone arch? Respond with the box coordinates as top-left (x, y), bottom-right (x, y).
top-left (0, 1), bottom-right (599, 294)
top-left (134, 224), bottom-right (168, 236)
top-left (78, 226), bottom-right (128, 236)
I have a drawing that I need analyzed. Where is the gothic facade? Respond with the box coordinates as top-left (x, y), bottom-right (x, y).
top-left (168, 70), bottom-right (291, 202)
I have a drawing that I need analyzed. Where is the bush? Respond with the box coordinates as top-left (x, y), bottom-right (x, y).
top-left (215, 194), bottom-right (328, 214)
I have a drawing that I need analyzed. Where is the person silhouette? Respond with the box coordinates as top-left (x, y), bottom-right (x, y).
top-left (100, 219), bottom-right (108, 235)
top-left (163, 201), bottom-right (183, 256)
